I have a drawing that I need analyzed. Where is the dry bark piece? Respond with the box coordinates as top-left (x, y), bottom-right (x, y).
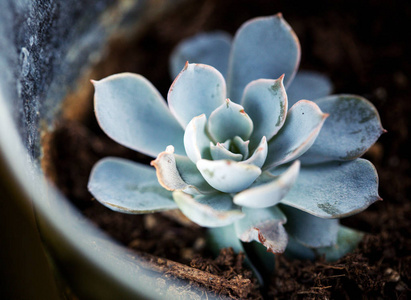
top-left (134, 249), bottom-right (254, 299)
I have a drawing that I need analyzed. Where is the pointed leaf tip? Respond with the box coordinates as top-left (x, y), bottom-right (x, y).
top-left (227, 14), bottom-right (300, 100)
top-left (300, 95), bottom-right (384, 164)
top-left (207, 99), bottom-right (254, 143)
top-left (264, 100), bottom-right (327, 169)
top-left (168, 63), bottom-right (227, 128)
top-left (239, 136), bottom-right (268, 168)
top-left (241, 76), bottom-right (288, 149)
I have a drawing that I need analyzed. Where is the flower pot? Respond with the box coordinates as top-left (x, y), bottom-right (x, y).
top-left (0, 1), bottom-right (199, 299)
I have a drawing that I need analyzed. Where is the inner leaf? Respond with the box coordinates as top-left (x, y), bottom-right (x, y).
top-left (207, 99), bottom-right (254, 143)
top-left (210, 141), bottom-right (243, 161)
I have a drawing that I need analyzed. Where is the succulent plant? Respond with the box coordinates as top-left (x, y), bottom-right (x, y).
top-left (88, 14), bottom-right (384, 262)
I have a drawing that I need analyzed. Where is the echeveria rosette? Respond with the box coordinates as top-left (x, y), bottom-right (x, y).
top-left (88, 13), bottom-right (384, 263)
top-left (148, 63), bottom-right (327, 232)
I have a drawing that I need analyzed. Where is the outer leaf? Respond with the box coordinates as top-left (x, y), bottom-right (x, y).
top-left (235, 207), bottom-right (288, 254)
top-left (93, 73), bottom-right (185, 157)
top-left (277, 158), bottom-right (381, 218)
top-left (173, 191), bottom-right (244, 227)
top-left (151, 146), bottom-right (214, 195)
top-left (241, 77), bottom-right (288, 149)
top-left (286, 70), bottom-right (333, 107)
top-left (168, 63), bottom-right (226, 128)
top-left (234, 160), bottom-right (300, 208)
top-left (88, 157), bottom-right (177, 213)
top-left (169, 31), bottom-right (232, 79)
top-left (227, 13), bottom-right (300, 102)
top-left (207, 99), bottom-right (253, 143)
top-left (315, 226), bottom-right (364, 261)
top-left (184, 114), bottom-right (212, 163)
top-left (300, 95), bottom-right (385, 164)
top-left (196, 159), bottom-right (261, 193)
top-left (284, 236), bottom-right (316, 260)
top-left (285, 225), bottom-right (364, 261)
top-left (264, 100), bottom-right (328, 169)
top-left (207, 224), bottom-right (245, 255)
top-left (280, 205), bottom-right (339, 248)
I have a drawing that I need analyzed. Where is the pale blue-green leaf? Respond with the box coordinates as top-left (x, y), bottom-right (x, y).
top-left (210, 142), bottom-right (243, 161)
top-left (168, 63), bottom-right (226, 128)
top-left (232, 136), bottom-right (249, 159)
top-left (276, 158), bottom-right (381, 218)
top-left (88, 157), bottom-right (177, 213)
top-left (241, 77), bottom-right (288, 149)
top-left (173, 191), bottom-right (244, 227)
top-left (242, 241), bottom-right (276, 278)
top-left (315, 226), bottom-right (364, 261)
top-left (240, 136), bottom-right (267, 168)
top-left (227, 13), bottom-right (300, 102)
top-left (284, 225), bottom-right (364, 261)
top-left (207, 224), bottom-right (245, 255)
top-left (93, 73), bottom-right (185, 157)
top-left (169, 31), bottom-right (232, 79)
top-left (284, 236), bottom-right (316, 260)
top-left (207, 99), bottom-right (253, 143)
top-left (184, 114), bottom-right (212, 163)
top-left (174, 154), bottom-right (216, 194)
top-left (280, 205), bottom-right (339, 248)
top-left (264, 100), bottom-right (328, 169)
top-left (300, 95), bottom-right (385, 164)
top-left (235, 207), bottom-right (288, 254)
top-left (219, 139), bottom-right (231, 149)
top-left (234, 160), bottom-right (300, 208)
top-left (196, 159), bottom-right (261, 193)
top-left (151, 146), bottom-right (203, 195)
top-left (286, 70), bottom-right (333, 107)
top-left (249, 171), bottom-right (278, 186)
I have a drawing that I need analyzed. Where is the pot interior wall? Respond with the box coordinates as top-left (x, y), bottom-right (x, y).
top-left (0, 0), bottom-right (201, 299)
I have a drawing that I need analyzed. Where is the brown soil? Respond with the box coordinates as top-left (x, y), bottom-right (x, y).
top-left (42, 0), bottom-right (411, 299)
